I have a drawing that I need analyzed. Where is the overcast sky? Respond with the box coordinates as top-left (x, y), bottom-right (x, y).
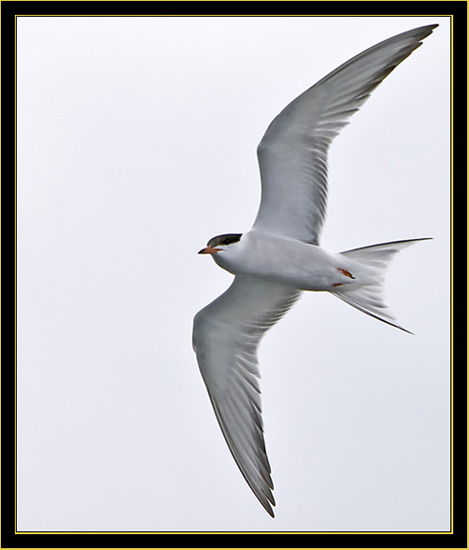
top-left (17, 16), bottom-right (450, 532)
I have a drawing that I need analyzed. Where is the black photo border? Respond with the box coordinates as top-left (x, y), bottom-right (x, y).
top-left (3, 1), bottom-right (466, 548)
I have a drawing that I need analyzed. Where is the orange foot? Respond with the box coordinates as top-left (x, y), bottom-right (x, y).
top-left (337, 267), bottom-right (355, 279)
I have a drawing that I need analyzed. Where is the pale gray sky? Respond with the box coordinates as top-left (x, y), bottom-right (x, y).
top-left (17, 16), bottom-right (450, 532)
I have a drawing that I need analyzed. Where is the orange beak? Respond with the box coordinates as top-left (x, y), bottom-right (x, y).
top-left (198, 246), bottom-right (221, 255)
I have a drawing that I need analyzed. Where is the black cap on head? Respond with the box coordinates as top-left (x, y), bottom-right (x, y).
top-left (207, 233), bottom-right (243, 247)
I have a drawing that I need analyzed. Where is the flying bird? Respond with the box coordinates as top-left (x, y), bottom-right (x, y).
top-left (192, 25), bottom-right (436, 517)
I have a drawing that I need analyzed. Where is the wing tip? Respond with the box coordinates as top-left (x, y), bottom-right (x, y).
top-left (260, 494), bottom-right (276, 517)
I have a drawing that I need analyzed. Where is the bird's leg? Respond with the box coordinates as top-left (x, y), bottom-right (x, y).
top-left (337, 267), bottom-right (355, 279)
top-left (333, 267), bottom-right (356, 287)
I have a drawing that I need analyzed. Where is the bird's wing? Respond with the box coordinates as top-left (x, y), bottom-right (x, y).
top-left (252, 24), bottom-right (437, 245)
top-left (193, 275), bottom-right (301, 516)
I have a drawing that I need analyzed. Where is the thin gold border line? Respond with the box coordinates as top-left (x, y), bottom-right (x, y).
top-left (450, 9), bottom-right (454, 536)
top-left (13, 13), bottom-right (454, 17)
top-left (14, 10), bottom-right (17, 537)
top-left (13, 532), bottom-right (457, 535)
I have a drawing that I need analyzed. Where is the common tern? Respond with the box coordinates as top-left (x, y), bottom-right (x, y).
top-left (193, 25), bottom-right (436, 517)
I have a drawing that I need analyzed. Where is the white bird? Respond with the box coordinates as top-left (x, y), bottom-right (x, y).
top-left (192, 25), bottom-right (436, 517)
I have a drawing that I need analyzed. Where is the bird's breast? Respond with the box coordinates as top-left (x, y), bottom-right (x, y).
top-left (214, 233), bottom-right (340, 291)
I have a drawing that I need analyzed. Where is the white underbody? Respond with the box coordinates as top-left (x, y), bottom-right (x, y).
top-left (212, 231), bottom-right (356, 291)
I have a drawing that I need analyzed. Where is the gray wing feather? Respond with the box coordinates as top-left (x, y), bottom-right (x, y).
top-left (193, 276), bottom-right (300, 516)
top-left (253, 24), bottom-right (437, 245)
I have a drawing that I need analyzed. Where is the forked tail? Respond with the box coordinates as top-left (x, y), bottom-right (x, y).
top-left (332, 238), bottom-right (431, 333)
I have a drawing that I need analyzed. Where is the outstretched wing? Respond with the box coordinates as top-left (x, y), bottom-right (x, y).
top-left (193, 275), bottom-right (300, 516)
top-left (253, 24), bottom-right (437, 245)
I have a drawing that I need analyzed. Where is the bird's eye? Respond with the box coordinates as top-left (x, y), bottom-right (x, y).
top-left (222, 238), bottom-right (231, 245)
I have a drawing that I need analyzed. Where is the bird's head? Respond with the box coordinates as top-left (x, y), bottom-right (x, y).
top-left (198, 233), bottom-right (243, 256)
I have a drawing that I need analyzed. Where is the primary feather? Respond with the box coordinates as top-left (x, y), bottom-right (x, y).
top-left (193, 276), bottom-right (300, 516)
top-left (253, 24), bottom-right (437, 245)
